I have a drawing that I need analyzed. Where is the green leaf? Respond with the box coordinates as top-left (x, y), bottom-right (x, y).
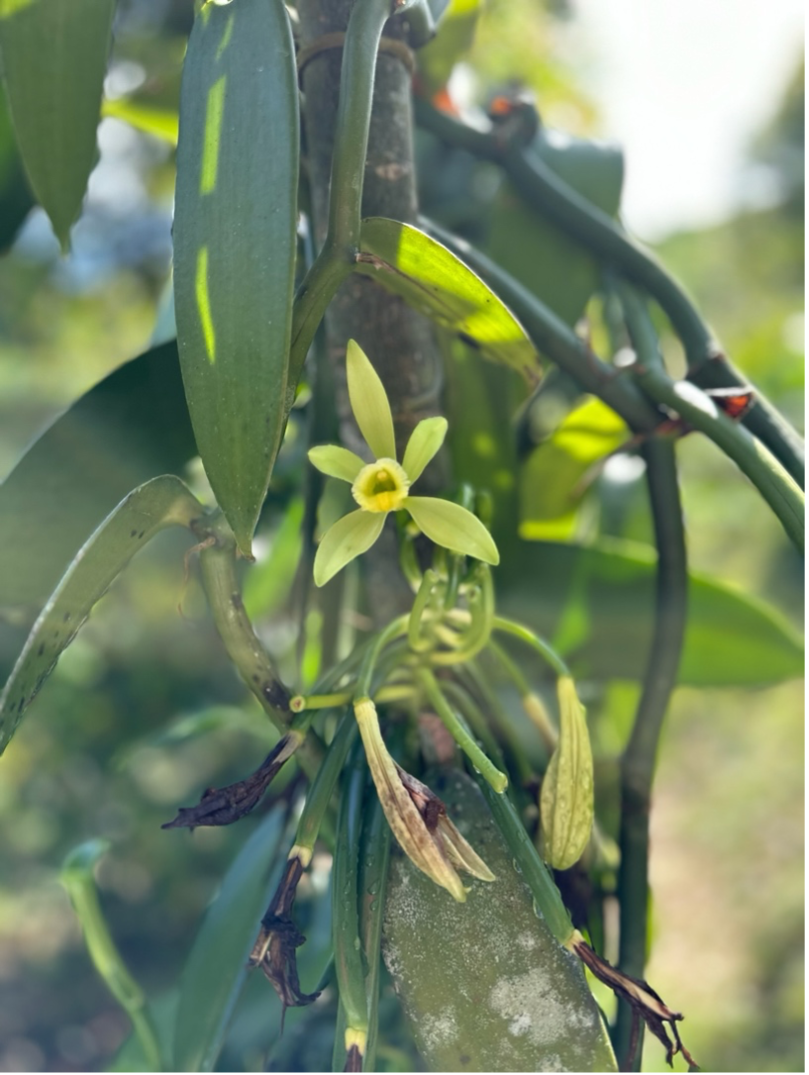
top-left (0, 0), bottom-right (115, 249)
top-left (0, 476), bottom-right (202, 754)
top-left (172, 805), bottom-right (288, 1072)
top-left (102, 96), bottom-right (179, 145)
top-left (357, 217), bottom-right (541, 384)
top-left (519, 396), bottom-right (629, 539)
top-left (487, 128), bottom-right (623, 328)
top-left (0, 80), bottom-right (33, 251)
top-left (383, 768), bottom-right (617, 1071)
top-left (0, 341), bottom-right (195, 611)
top-left (173, 0), bottom-right (299, 557)
top-left (498, 538), bottom-right (804, 688)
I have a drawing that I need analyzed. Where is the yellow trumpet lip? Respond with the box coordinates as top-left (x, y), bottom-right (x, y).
top-left (351, 458), bottom-right (410, 513)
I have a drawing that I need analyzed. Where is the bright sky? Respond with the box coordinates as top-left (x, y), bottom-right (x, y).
top-left (566, 0), bottom-right (804, 239)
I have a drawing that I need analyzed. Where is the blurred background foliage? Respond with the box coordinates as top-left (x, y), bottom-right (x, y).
top-left (0, 0), bottom-right (803, 1071)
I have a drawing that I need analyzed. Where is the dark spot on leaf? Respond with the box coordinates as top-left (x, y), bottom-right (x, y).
top-left (63, 612), bottom-right (70, 622)
top-left (37, 643), bottom-right (44, 656)
top-left (130, 529), bottom-right (137, 537)
top-left (138, 530), bottom-right (146, 538)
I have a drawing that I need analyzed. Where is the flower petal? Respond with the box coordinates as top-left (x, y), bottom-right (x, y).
top-left (346, 339), bottom-right (396, 460)
top-left (402, 416), bottom-right (448, 483)
top-left (313, 510), bottom-right (385, 587)
top-left (308, 444), bottom-right (365, 482)
top-left (403, 497), bottom-right (500, 565)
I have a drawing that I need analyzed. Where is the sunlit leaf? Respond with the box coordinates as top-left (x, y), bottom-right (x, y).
top-left (173, 0), bottom-right (299, 557)
top-left (0, 476), bottom-right (202, 753)
top-left (417, 0), bottom-right (483, 99)
top-left (0, 0), bottom-right (115, 248)
top-left (0, 341), bottom-right (195, 611)
top-left (357, 217), bottom-right (540, 384)
top-left (102, 96), bottom-right (179, 144)
top-left (519, 396), bottom-right (629, 539)
top-left (172, 805), bottom-right (288, 1072)
top-left (498, 538), bottom-right (804, 687)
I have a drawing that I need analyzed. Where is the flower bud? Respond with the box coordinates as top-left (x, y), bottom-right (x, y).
top-left (540, 676), bottom-right (594, 870)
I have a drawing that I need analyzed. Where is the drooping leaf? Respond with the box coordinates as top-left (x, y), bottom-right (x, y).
top-left (0, 476), bottom-right (202, 753)
top-left (173, 0), bottom-right (299, 557)
top-left (0, 341), bottom-right (195, 611)
top-left (498, 538), bottom-right (804, 688)
top-left (356, 217), bottom-right (541, 384)
top-left (0, 0), bottom-right (115, 248)
top-left (172, 805), bottom-right (288, 1072)
top-left (0, 80), bottom-right (33, 251)
top-left (519, 396), bottom-right (629, 539)
top-left (487, 128), bottom-right (623, 329)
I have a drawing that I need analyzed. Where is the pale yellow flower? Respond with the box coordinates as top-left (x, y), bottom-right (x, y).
top-left (308, 340), bottom-right (499, 586)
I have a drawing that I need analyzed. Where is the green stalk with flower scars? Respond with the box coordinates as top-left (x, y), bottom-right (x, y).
top-left (308, 340), bottom-right (499, 585)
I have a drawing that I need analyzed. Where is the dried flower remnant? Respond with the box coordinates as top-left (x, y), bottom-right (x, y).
top-left (571, 933), bottom-right (697, 1070)
top-left (249, 845), bottom-right (321, 1021)
top-left (354, 697), bottom-right (494, 901)
top-left (162, 731), bottom-right (302, 829)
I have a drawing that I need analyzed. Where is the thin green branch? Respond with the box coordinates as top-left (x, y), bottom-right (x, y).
top-left (414, 98), bottom-right (804, 485)
top-left (289, 0), bottom-right (393, 394)
top-left (614, 293), bottom-right (688, 1068)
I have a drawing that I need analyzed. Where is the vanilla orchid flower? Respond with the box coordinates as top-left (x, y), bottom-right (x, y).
top-left (309, 340), bottom-right (500, 587)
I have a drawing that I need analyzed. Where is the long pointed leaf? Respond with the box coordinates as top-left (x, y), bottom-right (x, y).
top-left (0, 340), bottom-right (194, 611)
top-left (0, 0), bottom-right (115, 248)
top-left (357, 217), bottom-right (541, 384)
top-left (0, 476), bottom-right (202, 753)
top-left (172, 806), bottom-right (288, 1072)
top-left (173, 0), bottom-right (299, 557)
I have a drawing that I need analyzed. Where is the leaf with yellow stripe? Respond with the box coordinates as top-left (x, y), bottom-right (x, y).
top-left (173, 0), bottom-right (299, 557)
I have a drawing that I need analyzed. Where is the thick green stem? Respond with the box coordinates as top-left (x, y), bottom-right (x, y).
top-left (415, 99), bottom-right (805, 485)
top-left (614, 294), bottom-right (688, 1067)
top-left (422, 217), bottom-right (660, 434)
top-left (619, 287), bottom-right (804, 552)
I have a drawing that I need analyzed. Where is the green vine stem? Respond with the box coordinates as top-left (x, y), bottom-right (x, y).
top-left (618, 285), bottom-right (805, 553)
top-left (62, 841), bottom-right (163, 1071)
top-left (417, 667), bottom-right (508, 793)
top-left (293, 712), bottom-right (357, 858)
top-left (492, 617), bottom-right (570, 678)
top-left (424, 218), bottom-right (805, 552)
top-left (473, 773), bottom-right (574, 948)
top-left (613, 290), bottom-right (688, 1068)
top-left (289, 0), bottom-right (393, 393)
top-left (422, 216), bottom-right (659, 435)
top-left (414, 98), bottom-right (805, 486)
